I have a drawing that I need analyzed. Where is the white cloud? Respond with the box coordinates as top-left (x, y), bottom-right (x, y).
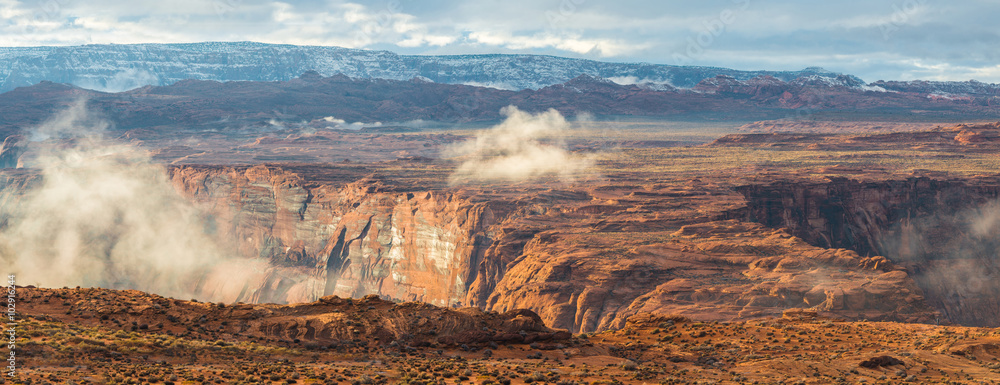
top-left (444, 106), bottom-right (596, 185)
top-left (0, 101), bottom-right (275, 302)
top-left (898, 61), bottom-right (1000, 82)
top-left (72, 16), bottom-right (115, 31)
top-left (467, 31), bottom-right (640, 57)
top-left (74, 68), bottom-right (160, 92)
top-left (0, 0), bottom-right (27, 19)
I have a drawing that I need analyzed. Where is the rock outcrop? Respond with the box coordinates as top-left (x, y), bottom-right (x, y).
top-left (17, 287), bottom-right (569, 347)
top-left (482, 220), bottom-right (933, 332)
top-left (0, 134), bottom-right (23, 168)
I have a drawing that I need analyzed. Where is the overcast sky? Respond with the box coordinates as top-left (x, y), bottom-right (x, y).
top-left (1, 0), bottom-right (997, 83)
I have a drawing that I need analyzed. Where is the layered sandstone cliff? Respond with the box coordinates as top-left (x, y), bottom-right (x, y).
top-left (481, 220), bottom-right (932, 332)
top-left (169, 165), bottom-right (518, 308)
top-left (164, 166), bottom-right (941, 332)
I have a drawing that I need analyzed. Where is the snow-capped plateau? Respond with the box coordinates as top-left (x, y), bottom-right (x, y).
top-left (0, 41), bottom-right (859, 93)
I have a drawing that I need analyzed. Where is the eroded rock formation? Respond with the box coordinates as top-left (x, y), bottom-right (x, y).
top-left (165, 165), bottom-right (942, 332)
top-left (18, 287), bottom-right (569, 347)
top-left (170, 165), bottom-right (518, 307)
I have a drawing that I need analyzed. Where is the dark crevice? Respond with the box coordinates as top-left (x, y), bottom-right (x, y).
top-left (736, 176), bottom-right (1000, 326)
top-left (323, 227), bottom-right (349, 296)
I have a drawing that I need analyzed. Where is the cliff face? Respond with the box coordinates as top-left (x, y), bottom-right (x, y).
top-left (169, 165), bottom-right (515, 308)
top-left (0, 135), bottom-right (23, 168)
top-left (165, 166), bottom-right (940, 332)
top-left (736, 178), bottom-right (1000, 255)
top-left (481, 220), bottom-right (933, 332)
top-left (736, 177), bottom-right (1000, 326)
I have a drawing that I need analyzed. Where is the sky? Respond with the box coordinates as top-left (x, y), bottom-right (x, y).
top-left (1, 0), bottom-right (997, 83)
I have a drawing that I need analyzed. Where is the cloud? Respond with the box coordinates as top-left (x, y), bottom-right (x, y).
top-left (250, 1), bottom-right (458, 48)
top-left (444, 106), bottom-right (595, 185)
top-left (467, 31), bottom-right (640, 57)
top-left (879, 198), bottom-right (1000, 323)
top-left (0, 101), bottom-right (269, 302)
top-left (73, 68), bottom-right (160, 92)
top-left (26, 100), bottom-right (109, 141)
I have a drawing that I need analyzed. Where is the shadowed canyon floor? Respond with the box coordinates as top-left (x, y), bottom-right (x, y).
top-left (7, 120), bottom-right (1000, 383)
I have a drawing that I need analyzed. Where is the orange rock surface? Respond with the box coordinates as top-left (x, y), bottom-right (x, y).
top-left (161, 164), bottom-right (943, 334)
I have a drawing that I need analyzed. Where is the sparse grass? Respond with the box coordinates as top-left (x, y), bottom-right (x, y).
top-left (598, 146), bottom-right (1000, 179)
top-left (19, 317), bottom-right (302, 368)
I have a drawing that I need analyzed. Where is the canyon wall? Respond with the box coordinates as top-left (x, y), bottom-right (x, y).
top-left (166, 167), bottom-right (939, 332)
top-left (2, 164), bottom-right (946, 332)
top-left (169, 165), bottom-right (521, 308)
top-left (736, 177), bottom-right (1000, 326)
top-left (479, 220), bottom-right (933, 332)
top-left (735, 177), bottom-right (1000, 256)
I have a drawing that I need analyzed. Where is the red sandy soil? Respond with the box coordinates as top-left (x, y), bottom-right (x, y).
top-left (8, 287), bottom-right (1000, 384)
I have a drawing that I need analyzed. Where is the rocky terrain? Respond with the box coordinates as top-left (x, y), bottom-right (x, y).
top-left (11, 287), bottom-right (1000, 384)
top-left (6, 157), bottom-right (933, 335)
top-left (18, 287), bottom-right (570, 349)
top-left (711, 122), bottom-right (1000, 152)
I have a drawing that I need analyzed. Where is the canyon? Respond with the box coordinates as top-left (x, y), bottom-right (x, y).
top-left (2, 83), bottom-right (1000, 384)
top-left (736, 177), bottom-right (1000, 327)
top-left (153, 161), bottom-right (973, 333)
top-left (8, 121), bottom-right (1000, 335)
top-left (159, 121), bottom-right (1000, 332)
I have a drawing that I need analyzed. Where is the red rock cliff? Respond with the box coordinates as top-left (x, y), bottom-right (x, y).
top-left (168, 166), bottom-right (941, 332)
top-left (170, 165), bottom-right (516, 308)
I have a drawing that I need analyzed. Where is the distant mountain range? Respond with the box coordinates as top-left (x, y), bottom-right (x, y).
top-left (0, 41), bottom-right (894, 92)
top-left (2, 69), bottom-right (999, 140)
